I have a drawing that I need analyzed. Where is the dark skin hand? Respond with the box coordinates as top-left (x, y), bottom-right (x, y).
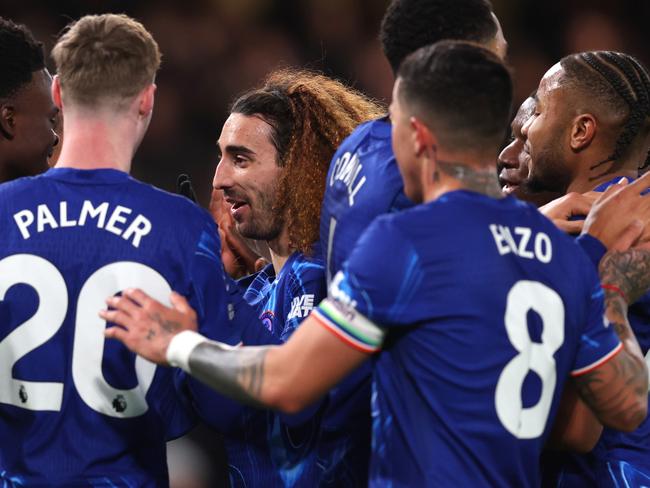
top-left (582, 171), bottom-right (650, 251)
top-left (539, 191), bottom-right (599, 234)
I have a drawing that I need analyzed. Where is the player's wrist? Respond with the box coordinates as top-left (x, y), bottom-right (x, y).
top-left (166, 330), bottom-right (207, 372)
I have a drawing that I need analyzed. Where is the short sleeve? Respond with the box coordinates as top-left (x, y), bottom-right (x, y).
top-left (313, 216), bottom-right (425, 353)
top-left (330, 217), bottom-right (424, 324)
top-left (571, 274), bottom-right (622, 376)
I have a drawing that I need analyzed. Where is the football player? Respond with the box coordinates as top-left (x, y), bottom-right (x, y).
top-left (0, 14), bottom-right (232, 486)
top-left (103, 41), bottom-right (649, 487)
top-left (0, 17), bottom-right (59, 182)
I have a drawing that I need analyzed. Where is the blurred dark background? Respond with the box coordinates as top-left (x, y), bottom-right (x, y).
top-left (2, 1), bottom-right (648, 485)
top-left (3, 0), bottom-right (649, 208)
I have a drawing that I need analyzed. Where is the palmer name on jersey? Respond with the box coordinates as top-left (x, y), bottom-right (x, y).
top-left (13, 200), bottom-right (152, 248)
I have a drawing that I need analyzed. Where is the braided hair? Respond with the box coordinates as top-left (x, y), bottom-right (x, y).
top-left (561, 51), bottom-right (650, 176)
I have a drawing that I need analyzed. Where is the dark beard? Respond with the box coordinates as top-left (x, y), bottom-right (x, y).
top-left (238, 214), bottom-right (283, 242)
top-left (522, 149), bottom-right (572, 195)
top-left (237, 190), bottom-right (285, 242)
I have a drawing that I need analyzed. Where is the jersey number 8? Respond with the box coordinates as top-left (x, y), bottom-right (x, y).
top-left (495, 280), bottom-right (565, 439)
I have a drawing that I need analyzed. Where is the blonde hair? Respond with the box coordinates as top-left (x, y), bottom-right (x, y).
top-left (52, 13), bottom-right (160, 108)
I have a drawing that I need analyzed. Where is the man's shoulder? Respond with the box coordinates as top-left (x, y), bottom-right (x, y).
top-left (0, 173), bottom-right (42, 196)
top-left (342, 117), bottom-right (391, 146)
top-left (129, 177), bottom-right (214, 225)
top-left (283, 249), bottom-right (326, 287)
top-left (328, 117), bottom-right (393, 177)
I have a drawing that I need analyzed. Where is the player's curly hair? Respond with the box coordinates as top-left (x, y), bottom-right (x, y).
top-left (0, 17), bottom-right (44, 101)
top-left (231, 69), bottom-right (385, 255)
top-left (380, 0), bottom-right (497, 74)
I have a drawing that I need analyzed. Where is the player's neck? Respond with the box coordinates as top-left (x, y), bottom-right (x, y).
top-left (267, 226), bottom-right (292, 274)
top-left (567, 156), bottom-right (638, 193)
top-left (0, 161), bottom-right (25, 183)
top-left (54, 114), bottom-right (139, 173)
top-left (423, 158), bottom-right (503, 202)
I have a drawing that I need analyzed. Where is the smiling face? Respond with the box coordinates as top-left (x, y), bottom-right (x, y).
top-left (498, 96), bottom-right (535, 195)
top-left (520, 63), bottom-right (575, 194)
top-left (213, 113), bottom-right (284, 242)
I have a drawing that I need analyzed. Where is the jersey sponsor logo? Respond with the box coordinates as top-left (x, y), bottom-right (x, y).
top-left (489, 224), bottom-right (552, 263)
top-left (287, 294), bottom-right (315, 320)
top-left (13, 200), bottom-right (152, 248)
top-left (328, 151), bottom-right (366, 206)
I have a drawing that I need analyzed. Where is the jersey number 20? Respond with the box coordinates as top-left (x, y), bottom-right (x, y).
top-left (0, 254), bottom-right (171, 418)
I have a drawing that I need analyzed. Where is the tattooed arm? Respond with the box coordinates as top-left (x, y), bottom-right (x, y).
top-left (102, 288), bottom-right (369, 412)
top-left (571, 250), bottom-right (650, 432)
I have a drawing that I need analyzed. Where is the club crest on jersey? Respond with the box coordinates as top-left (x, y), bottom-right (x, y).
top-left (260, 310), bottom-right (275, 332)
top-left (287, 294), bottom-right (315, 320)
top-left (329, 151), bottom-right (366, 206)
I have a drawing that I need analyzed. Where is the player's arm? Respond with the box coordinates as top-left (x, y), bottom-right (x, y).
top-left (572, 249), bottom-right (650, 432)
top-left (102, 290), bottom-right (373, 413)
top-left (546, 381), bottom-right (603, 453)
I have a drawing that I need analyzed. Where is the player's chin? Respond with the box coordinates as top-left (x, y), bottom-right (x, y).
top-left (234, 220), bottom-right (257, 241)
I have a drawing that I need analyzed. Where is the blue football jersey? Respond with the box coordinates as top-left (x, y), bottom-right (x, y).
top-left (320, 116), bottom-right (412, 284)
top-left (318, 117), bottom-right (412, 487)
top-left (189, 249), bottom-right (331, 487)
top-left (241, 248), bottom-right (326, 342)
top-left (314, 190), bottom-right (622, 487)
top-left (545, 176), bottom-right (650, 488)
top-left (0, 168), bottom-right (230, 487)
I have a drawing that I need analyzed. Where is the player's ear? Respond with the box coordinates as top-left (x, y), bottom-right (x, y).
top-left (411, 117), bottom-right (437, 163)
top-left (138, 83), bottom-right (156, 117)
top-left (0, 104), bottom-right (16, 140)
top-left (411, 117), bottom-right (432, 159)
top-left (569, 113), bottom-right (597, 151)
top-left (52, 75), bottom-right (63, 110)
top-left (411, 117), bottom-right (439, 187)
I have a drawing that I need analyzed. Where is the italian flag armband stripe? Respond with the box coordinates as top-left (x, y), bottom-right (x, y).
top-left (313, 298), bottom-right (385, 354)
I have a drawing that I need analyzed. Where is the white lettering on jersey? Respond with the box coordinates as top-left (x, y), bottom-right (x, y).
top-left (489, 224), bottom-right (552, 263)
top-left (13, 201), bottom-right (152, 248)
top-left (287, 294), bottom-right (315, 320)
top-left (329, 151), bottom-right (366, 206)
